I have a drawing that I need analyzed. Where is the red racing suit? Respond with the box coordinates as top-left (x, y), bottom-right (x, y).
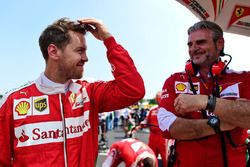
top-left (102, 138), bottom-right (157, 167)
top-left (159, 70), bottom-right (250, 167)
top-left (142, 105), bottom-right (171, 167)
top-left (0, 37), bottom-right (145, 167)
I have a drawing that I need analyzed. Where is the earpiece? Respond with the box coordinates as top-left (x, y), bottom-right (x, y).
top-left (211, 60), bottom-right (226, 76)
top-left (185, 60), bottom-right (198, 76)
top-left (185, 59), bottom-right (226, 76)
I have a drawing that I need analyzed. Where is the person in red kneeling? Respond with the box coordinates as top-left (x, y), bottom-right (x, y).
top-left (102, 138), bottom-right (157, 167)
top-left (129, 91), bottom-right (173, 167)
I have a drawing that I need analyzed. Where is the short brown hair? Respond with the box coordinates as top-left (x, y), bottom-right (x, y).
top-left (39, 17), bottom-right (86, 61)
top-left (188, 20), bottom-right (223, 43)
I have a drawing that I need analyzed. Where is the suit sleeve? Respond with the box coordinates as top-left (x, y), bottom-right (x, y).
top-left (160, 74), bottom-right (177, 114)
top-left (90, 36), bottom-right (145, 112)
top-left (157, 74), bottom-right (178, 138)
top-left (0, 95), bottom-right (13, 166)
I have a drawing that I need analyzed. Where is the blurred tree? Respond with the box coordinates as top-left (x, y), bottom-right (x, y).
top-left (148, 98), bottom-right (156, 105)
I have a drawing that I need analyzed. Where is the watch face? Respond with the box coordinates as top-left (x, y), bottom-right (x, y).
top-left (208, 116), bottom-right (220, 133)
top-left (210, 117), bottom-right (218, 124)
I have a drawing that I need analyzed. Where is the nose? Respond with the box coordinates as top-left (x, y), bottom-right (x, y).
top-left (81, 53), bottom-right (88, 62)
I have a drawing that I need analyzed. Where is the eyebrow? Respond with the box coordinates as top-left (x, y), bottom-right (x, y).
top-left (187, 39), bottom-right (207, 46)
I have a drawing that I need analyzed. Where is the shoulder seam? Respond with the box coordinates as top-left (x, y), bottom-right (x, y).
top-left (0, 81), bottom-right (34, 108)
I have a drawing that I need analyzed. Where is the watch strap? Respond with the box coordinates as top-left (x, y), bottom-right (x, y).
top-left (206, 95), bottom-right (216, 113)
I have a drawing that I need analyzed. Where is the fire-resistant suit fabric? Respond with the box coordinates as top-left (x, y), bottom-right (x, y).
top-left (159, 70), bottom-right (250, 167)
top-left (0, 37), bottom-right (145, 167)
top-left (142, 105), bottom-right (171, 167)
top-left (102, 138), bottom-right (157, 167)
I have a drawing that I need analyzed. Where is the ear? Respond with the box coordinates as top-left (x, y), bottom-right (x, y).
top-left (217, 37), bottom-right (224, 53)
top-left (47, 44), bottom-right (60, 60)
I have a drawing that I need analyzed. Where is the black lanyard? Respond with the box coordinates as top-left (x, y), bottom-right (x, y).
top-left (187, 74), bottom-right (208, 118)
top-left (187, 73), bottom-right (228, 167)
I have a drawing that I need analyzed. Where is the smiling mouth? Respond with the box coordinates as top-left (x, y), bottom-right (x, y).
top-left (77, 61), bottom-right (86, 66)
top-left (192, 52), bottom-right (205, 59)
top-left (192, 55), bottom-right (201, 59)
top-left (77, 63), bottom-right (84, 66)
top-left (193, 49), bottom-right (205, 55)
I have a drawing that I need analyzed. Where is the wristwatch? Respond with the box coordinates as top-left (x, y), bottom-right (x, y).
top-left (207, 116), bottom-right (221, 134)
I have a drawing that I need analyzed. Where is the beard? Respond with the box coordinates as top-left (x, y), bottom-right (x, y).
top-left (192, 55), bottom-right (208, 66)
top-left (69, 67), bottom-right (84, 79)
top-left (192, 52), bottom-right (218, 68)
top-left (58, 63), bottom-right (84, 81)
top-left (71, 71), bottom-right (83, 79)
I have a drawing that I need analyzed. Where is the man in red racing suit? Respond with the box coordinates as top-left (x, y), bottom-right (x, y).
top-left (102, 138), bottom-right (157, 167)
top-left (0, 18), bottom-right (145, 167)
top-left (157, 21), bottom-right (250, 167)
top-left (158, 70), bottom-right (250, 167)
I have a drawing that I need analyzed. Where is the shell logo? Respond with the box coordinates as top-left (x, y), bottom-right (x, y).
top-left (15, 101), bottom-right (30, 116)
top-left (176, 83), bottom-right (186, 92)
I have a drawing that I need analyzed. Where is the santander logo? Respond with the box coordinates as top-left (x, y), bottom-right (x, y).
top-left (32, 119), bottom-right (90, 140)
top-left (15, 113), bottom-right (90, 147)
top-left (18, 130), bottom-right (29, 142)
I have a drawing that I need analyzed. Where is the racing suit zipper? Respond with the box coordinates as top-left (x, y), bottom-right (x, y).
top-left (59, 94), bottom-right (68, 167)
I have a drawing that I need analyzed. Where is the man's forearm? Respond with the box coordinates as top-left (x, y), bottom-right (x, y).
top-left (169, 117), bottom-right (215, 140)
top-left (214, 98), bottom-right (250, 128)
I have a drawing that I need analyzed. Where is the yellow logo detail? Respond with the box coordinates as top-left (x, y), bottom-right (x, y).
top-left (235, 7), bottom-right (244, 17)
top-left (219, 86), bottom-right (222, 93)
top-left (191, 84), bottom-right (199, 91)
top-left (34, 98), bottom-right (47, 112)
top-left (69, 93), bottom-right (76, 104)
top-left (176, 83), bottom-right (186, 92)
top-left (15, 101), bottom-right (30, 115)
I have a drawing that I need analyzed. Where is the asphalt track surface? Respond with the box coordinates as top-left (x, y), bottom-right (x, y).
top-left (97, 127), bottom-right (163, 167)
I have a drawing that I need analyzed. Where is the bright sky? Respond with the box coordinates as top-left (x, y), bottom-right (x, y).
top-left (0, 0), bottom-right (249, 99)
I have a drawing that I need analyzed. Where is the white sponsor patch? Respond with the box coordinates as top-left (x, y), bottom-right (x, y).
top-left (175, 81), bottom-right (200, 94)
top-left (175, 81), bottom-right (188, 93)
top-left (220, 83), bottom-right (240, 98)
top-left (72, 93), bottom-right (84, 109)
top-left (13, 96), bottom-right (50, 120)
top-left (13, 98), bottom-right (32, 120)
top-left (33, 95), bottom-right (50, 115)
top-left (82, 87), bottom-right (90, 103)
top-left (71, 87), bottom-right (90, 109)
top-left (15, 111), bottom-right (90, 147)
